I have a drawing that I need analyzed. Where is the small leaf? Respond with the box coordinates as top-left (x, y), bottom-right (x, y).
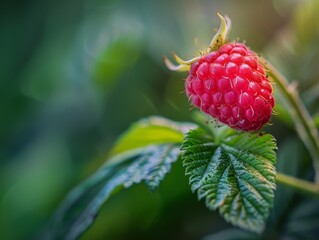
top-left (181, 127), bottom-right (277, 234)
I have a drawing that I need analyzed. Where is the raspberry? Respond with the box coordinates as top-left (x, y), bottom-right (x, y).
top-left (185, 43), bottom-right (274, 131)
top-left (165, 14), bottom-right (275, 131)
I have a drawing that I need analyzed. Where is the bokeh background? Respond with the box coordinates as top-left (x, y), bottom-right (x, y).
top-left (1, 0), bottom-right (319, 239)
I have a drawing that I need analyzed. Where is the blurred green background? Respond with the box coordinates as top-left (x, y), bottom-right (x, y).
top-left (1, 0), bottom-right (319, 239)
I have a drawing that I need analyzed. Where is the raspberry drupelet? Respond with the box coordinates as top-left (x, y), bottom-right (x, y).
top-left (165, 14), bottom-right (275, 131)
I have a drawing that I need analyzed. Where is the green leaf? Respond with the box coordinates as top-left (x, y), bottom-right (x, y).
top-left (181, 127), bottom-right (277, 234)
top-left (46, 144), bottom-right (180, 240)
top-left (110, 116), bottom-right (196, 155)
top-left (46, 116), bottom-right (196, 240)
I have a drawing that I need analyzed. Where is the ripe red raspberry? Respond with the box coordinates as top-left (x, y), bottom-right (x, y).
top-left (185, 43), bottom-right (274, 131)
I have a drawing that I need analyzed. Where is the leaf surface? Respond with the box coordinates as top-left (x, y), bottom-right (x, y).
top-left (181, 127), bottom-right (277, 233)
top-left (110, 116), bottom-right (196, 155)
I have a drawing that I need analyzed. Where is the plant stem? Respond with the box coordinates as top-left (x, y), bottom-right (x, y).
top-left (260, 57), bottom-right (319, 182)
top-left (276, 172), bottom-right (319, 197)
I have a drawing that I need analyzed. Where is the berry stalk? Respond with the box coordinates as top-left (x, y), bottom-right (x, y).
top-left (276, 172), bottom-right (319, 197)
top-left (260, 57), bottom-right (319, 182)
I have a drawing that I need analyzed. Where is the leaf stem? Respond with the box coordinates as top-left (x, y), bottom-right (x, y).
top-left (260, 57), bottom-right (319, 182)
top-left (276, 172), bottom-right (319, 197)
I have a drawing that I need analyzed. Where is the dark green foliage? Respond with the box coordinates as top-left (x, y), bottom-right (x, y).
top-left (45, 118), bottom-right (278, 238)
top-left (45, 117), bottom-right (195, 239)
top-left (46, 144), bottom-right (180, 240)
top-left (4, 1), bottom-right (319, 239)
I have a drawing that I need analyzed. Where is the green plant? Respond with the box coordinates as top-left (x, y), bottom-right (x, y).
top-left (45, 12), bottom-right (319, 240)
